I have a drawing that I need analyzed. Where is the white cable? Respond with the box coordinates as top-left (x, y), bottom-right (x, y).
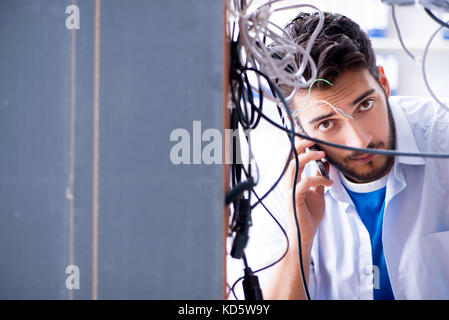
top-left (390, 4), bottom-right (417, 61)
top-left (235, 1), bottom-right (323, 107)
top-left (271, 3), bottom-right (323, 77)
top-left (421, 21), bottom-right (449, 112)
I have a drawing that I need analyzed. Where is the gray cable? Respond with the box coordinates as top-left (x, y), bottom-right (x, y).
top-left (390, 4), bottom-right (417, 61)
top-left (422, 21), bottom-right (449, 112)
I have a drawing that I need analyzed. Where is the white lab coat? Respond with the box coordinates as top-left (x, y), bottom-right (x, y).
top-left (231, 96), bottom-right (449, 300)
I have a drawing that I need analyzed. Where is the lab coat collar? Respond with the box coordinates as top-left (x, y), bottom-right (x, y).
top-left (327, 165), bottom-right (353, 205)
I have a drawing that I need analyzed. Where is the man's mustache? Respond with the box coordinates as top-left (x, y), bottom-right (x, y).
top-left (344, 141), bottom-right (387, 161)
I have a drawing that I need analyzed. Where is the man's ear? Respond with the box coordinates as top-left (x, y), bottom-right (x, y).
top-left (377, 65), bottom-right (391, 98)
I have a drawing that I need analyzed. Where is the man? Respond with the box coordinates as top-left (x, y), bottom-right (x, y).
top-left (246, 12), bottom-right (449, 300)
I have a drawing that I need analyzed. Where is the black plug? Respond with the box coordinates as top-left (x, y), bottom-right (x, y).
top-left (230, 198), bottom-right (251, 259)
top-left (242, 266), bottom-right (263, 300)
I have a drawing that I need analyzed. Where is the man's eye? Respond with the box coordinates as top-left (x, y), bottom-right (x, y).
top-left (317, 120), bottom-right (334, 132)
top-left (359, 99), bottom-right (374, 112)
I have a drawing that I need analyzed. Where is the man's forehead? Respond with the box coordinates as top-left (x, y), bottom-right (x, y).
top-left (292, 70), bottom-right (378, 115)
top-left (295, 101), bottom-right (337, 123)
top-left (292, 87), bottom-right (347, 119)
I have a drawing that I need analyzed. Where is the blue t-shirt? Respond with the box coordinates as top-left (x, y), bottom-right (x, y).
top-left (341, 175), bottom-right (395, 300)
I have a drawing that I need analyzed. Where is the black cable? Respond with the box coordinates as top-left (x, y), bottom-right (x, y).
top-left (228, 38), bottom-right (268, 300)
top-left (228, 148), bottom-right (290, 298)
top-left (290, 135), bottom-right (311, 300)
top-left (230, 109), bottom-right (290, 299)
top-left (242, 252), bottom-right (249, 268)
top-left (266, 72), bottom-right (311, 300)
top-left (233, 70), bottom-right (264, 131)
top-left (227, 283), bottom-right (238, 300)
top-left (231, 66), bottom-right (311, 299)
top-left (250, 147), bottom-right (293, 210)
top-left (244, 67), bottom-right (449, 159)
top-left (425, 8), bottom-right (449, 30)
top-left (239, 88), bottom-right (295, 213)
top-left (243, 68), bottom-right (297, 210)
top-left (227, 133), bottom-right (291, 299)
top-left (243, 72), bottom-right (256, 127)
top-left (241, 75), bottom-right (294, 210)
top-left (229, 187), bottom-right (290, 300)
top-left (257, 98), bottom-right (449, 158)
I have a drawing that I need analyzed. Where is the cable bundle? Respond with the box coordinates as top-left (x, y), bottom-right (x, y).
top-left (226, 0), bottom-right (323, 300)
top-left (228, 0), bottom-right (323, 103)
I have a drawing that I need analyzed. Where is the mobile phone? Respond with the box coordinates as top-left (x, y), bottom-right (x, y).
top-left (295, 120), bottom-right (329, 179)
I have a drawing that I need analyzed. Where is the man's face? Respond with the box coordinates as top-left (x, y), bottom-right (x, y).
top-left (293, 68), bottom-right (396, 183)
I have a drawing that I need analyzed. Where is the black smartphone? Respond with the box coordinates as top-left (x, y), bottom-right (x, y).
top-left (295, 119), bottom-right (329, 179)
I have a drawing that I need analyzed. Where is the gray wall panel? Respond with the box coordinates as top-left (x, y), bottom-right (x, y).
top-left (98, 0), bottom-right (223, 299)
top-left (0, 0), bottom-right (72, 299)
top-left (72, 0), bottom-right (95, 300)
top-left (0, 0), bottom-right (223, 299)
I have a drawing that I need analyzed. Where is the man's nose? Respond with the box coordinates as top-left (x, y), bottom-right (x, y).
top-left (343, 121), bottom-right (373, 149)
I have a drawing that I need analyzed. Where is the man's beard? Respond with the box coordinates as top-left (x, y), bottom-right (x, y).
top-left (324, 99), bottom-right (397, 183)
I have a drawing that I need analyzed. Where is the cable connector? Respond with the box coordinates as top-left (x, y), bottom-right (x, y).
top-left (242, 266), bottom-right (263, 300)
top-left (230, 198), bottom-right (252, 259)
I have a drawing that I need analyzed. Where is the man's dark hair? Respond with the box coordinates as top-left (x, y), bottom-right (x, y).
top-left (279, 12), bottom-right (378, 91)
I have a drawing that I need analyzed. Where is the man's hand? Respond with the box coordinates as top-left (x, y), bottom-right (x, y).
top-left (263, 137), bottom-right (333, 300)
top-left (283, 137), bottom-right (333, 249)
